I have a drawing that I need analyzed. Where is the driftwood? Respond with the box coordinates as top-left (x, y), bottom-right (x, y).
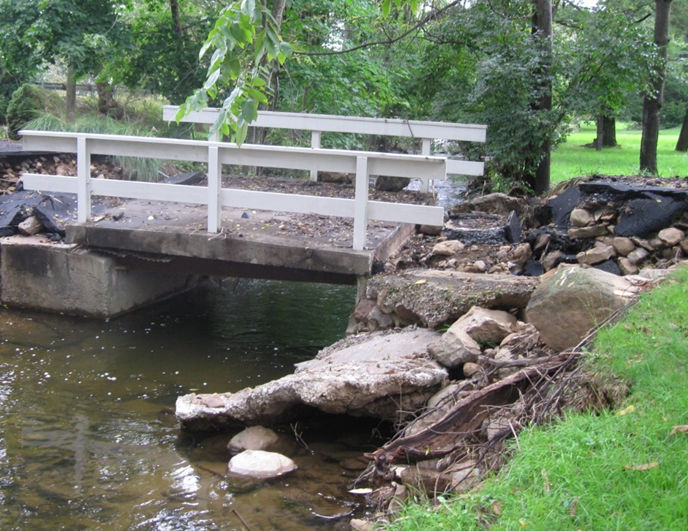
top-left (364, 352), bottom-right (577, 469)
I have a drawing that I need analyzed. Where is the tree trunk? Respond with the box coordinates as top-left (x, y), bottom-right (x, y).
top-left (169, 0), bottom-right (183, 40)
top-left (531, 0), bottom-right (553, 195)
top-left (640, 0), bottom-right (673, 175)
top-left (675, 106), bottom-right (688, 152)
top-left (594, 115), bottom-right (617, 149)
top-left (603, 115), bottom-right (617, 147)
top-left (66, 66), bottom-right (76, 122)
top-left (595, 115), bottom-right (605, 150)
top-left (96, 81), bottom-right (122, 119)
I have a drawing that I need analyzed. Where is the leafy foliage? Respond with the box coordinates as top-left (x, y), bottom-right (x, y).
top-left (6, 84), bottom-right (54, 139)
top-left (0, 0), bottom-right (42, 121)
top-left (107, 0), bottom-right (219, 103)
top-left (177, 0), bottom-right (291, 144)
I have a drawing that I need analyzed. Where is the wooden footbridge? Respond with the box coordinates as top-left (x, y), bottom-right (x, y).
top-left (19, 110), bottom-right (485, 285)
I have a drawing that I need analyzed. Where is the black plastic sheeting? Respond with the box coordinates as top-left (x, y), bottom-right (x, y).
top-left (548, 180), bottom-right (688, 238)
top-left (0, 190), bottom-right (111, 239)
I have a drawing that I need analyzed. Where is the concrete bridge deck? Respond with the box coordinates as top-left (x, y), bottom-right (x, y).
top-left (65, 196), bottom-right (413, 285)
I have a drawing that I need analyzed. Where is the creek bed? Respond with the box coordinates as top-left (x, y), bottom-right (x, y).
top-left (0, 280), bottom-right (387, 529)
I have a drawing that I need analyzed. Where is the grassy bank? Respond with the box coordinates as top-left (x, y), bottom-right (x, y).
top-left (551, 122), bottom-right (688, 183)
top-left (389, 267), bottom-right (688, 530)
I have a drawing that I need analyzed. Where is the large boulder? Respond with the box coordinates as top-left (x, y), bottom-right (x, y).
top-left (525, 264), bottom-right (646, 351)
top-left (227, 450), bottom-right (297, 479)
top-left (176, 328), bottom-right (446, 431)
top-left (363, 269), bottom-right (538, 329)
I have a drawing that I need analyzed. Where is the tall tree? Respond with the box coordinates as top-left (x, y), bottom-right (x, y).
top-left (532, 0), bottom-right (553, 194)
top-left (107, 0), bottom-right (220, 103)
top-left (677, 108), bottom-right (688, 150)
top-left (20, 0), bottom-right (122, 119)
top-left (640, 0), bottom-right (673, 174)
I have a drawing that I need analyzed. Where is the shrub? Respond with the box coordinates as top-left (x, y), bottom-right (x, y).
top-left (6, 84), bottom-right (48, 139)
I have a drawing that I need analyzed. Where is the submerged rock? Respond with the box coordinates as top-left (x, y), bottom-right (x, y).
top-left (176, 328), bottom-right (446, 431)
top-left (228, 426), bottom-right (280, 453)
top-left (227, 450), bottom-right (297, 479)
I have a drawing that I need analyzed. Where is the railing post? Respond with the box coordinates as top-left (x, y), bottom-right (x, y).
top-left (207, 144), bottom-right (221, 233)
top-left (310, 130), bottom-right (321, 181)
top-left (76, 135), bottom-right (91, 222)
top-left (420, 138), bottom-right (432, 193)
top-left (353, 155), bottom-right (369, 251)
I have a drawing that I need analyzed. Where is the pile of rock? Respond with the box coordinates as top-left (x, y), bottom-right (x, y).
top-left (385, 180), bottom-right (688, 279)
top-left (551, 209), bottom-right (686, 276)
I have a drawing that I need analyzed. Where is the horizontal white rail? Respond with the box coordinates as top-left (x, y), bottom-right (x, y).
top-left (19, 130), bottom-right (445, 250)
top-left (163, 106), bottom-right (487, 143)
top-left (163, 105), bottom-right (486, 187)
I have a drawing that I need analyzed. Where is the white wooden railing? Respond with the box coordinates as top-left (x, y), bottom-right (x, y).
top-left (162, 106), bottom-right (486, 186)
top-left (19, 130), bottom-right (446, 250)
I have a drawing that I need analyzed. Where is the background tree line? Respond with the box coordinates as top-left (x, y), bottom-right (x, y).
top-left (1, 0), bottom-right (686, 193)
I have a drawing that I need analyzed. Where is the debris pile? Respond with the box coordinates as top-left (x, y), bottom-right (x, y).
top-left (383, 178), bottom-right (688, 279)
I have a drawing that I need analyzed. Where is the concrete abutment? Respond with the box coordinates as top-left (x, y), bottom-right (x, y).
top-left (0, 236), bottom-right (197, 318)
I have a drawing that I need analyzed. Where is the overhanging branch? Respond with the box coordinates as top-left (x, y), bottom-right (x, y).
top-left (293, 0), bottom-right (466, 57)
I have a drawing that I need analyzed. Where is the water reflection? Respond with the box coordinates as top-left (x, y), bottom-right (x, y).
top-left (0, 279), bottom-right (383, 529)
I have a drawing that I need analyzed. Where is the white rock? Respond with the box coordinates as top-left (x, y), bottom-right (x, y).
top-left (460, 306), bottom-right (518, 344)
top-left (428, 328), bottom-right (481, 368)
top-left (228, 426), bottom-right (279, 453)
top-left (618, 257), bottom-right (638, 276)
top-left (576, 244), bottom-right (615, 265)
top-left (658, 227), bottom-right (685, 247)
top-left (227, 450), bottom-right (297, 479)
top-left (570, 208), bottom-right (594, 227)
top-left (509, 243), bottom-right (532, 266)
top-left (612, 236), bottom-right (635, 257)
top-left (18, 216), bottom-right (43, 236)
top-left (627, 247), bottom-right (649, 265)
top-left (431, 240), bottom-right (465, 257)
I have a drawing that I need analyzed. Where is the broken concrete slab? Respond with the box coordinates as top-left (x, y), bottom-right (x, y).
top-left (176, 328), bottom-right (446, 431)
top-left (364, 269), bottom-right (539, 329)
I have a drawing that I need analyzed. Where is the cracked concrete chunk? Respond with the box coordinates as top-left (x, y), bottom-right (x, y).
top-left (176, 328), bottom-right (446, 431)
top-left (366, 269), bottom-right (538, 329)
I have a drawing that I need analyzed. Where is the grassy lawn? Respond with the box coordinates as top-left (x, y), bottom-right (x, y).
top-left (551, 122), bottom-right (688, 182)
top-left (389, 268), bottom-right (688, 530)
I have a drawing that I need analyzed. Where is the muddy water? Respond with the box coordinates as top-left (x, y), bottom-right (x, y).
top-left (0, 280), bottom-right (385, 529)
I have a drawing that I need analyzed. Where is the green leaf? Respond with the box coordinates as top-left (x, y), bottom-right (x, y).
top-left (279, 41), bottom-right (292, 58)
top-left (241, 97), bottom-right (257, 122)
top-left (235, 120), bottom-right (249, 146)
top-left (203, 67), bottom-right (221, 91)
top-left (240, 0), bottom-right (255, 17)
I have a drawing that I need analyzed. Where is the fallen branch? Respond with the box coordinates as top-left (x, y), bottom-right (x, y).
top-left (365, 352), bottom-right (575, 468)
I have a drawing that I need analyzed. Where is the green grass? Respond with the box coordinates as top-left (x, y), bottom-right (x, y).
top-left (551, 122), bottom-right (688, 182)
top-left (388, 268), bottom-right (688, 530)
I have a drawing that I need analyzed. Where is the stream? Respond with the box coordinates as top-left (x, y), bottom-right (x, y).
top-left (0, 280), bottom-right (387, 529)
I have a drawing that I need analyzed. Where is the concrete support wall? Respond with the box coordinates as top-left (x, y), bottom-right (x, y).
top-left (0, 237), bottom-right (196, 318)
